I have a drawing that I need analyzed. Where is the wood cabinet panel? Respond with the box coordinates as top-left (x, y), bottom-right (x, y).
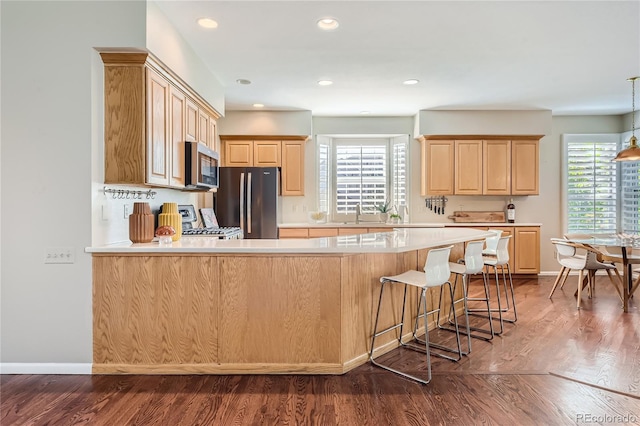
top-left (511, 140), bottom-right (539, 195)
top-left (146, 67), bottom-right (170, 186)
top-left (208, 118), bottom-right (217, 152)
top-left (169, 87), bottom-right (186, 188)
top-left (455, 140), bottom-right (483, 195)
top-left (103, 65), bottom-right (145, 184)
top-left (308, 228), bottom-right (338, 237)
top-left (224, 141), bottom-right (253, 166)
top-left (93, 256), bottom-right (219, 366)
top-left (279, 228), bottom-right (309, 238)
top-left (219, 256), bottom-right (341, 363)
top-left (186, 98), bottom-right (198, 142)
top-left (514, 226), bottom-right (540, 273)
top-left (254, 140), bottom-right (281, 166)
top-left (282, 141), bottom-right (304, 195)
top-left (338, 228), bottom-right (369, 236)
top-left (198, 110), bottom-right (209, 147)
top-left (421, 140), bottom-right (454, 195)
top-left (483, 140), bottom-right (511, 195)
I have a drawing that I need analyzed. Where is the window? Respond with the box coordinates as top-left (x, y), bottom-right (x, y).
top-left (563, 133), bottom-right (640, 234)
top-left (317, 135), bottom-right (408, 220)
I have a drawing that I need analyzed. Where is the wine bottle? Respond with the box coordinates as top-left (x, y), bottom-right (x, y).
top-left (507, 199), bottom-right (515, 223)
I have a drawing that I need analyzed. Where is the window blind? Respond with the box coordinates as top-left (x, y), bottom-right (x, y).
top-left (621, 160), bottom-right (640, 233)
top-left (566, 140), bottom-right (617, 233)
top-left (335, 144), bottom-right (387, 213)
top-left (317, 142), bottom-right (330, 214)
top-left (392, 141), bottom-right (407, 209)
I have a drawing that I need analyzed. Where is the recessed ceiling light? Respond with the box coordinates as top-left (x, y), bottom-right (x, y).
top-left (317, 18), bottom-right (339, 30)
top-left (317, 80), bottom-right (333, 86)
top-left (197, 18), bottom-right (218, 29)
top-left (360, 111), bottom-right (370, 115)
top-left (403, 79), bottom-right (419, 85)
top-left (236, 79), bottom-right (252, 85)
top-left (253, 103), bottom-right (264, 108)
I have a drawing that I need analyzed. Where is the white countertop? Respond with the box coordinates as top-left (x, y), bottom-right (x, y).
top-left (86, 228), bottom-right (495, 255)
top-left (279, 222), bottom-right (541, 228)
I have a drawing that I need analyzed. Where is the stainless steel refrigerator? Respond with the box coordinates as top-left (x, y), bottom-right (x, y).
top-left (215, 167), bottom-right (279, 239)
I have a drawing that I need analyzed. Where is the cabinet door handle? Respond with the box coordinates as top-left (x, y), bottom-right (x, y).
top-left (240, 172), bottom-right (245, 233)
top-left (247, 172), bottom-right (252, 234)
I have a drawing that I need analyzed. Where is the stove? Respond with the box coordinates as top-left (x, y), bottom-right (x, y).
top-left (178, 204), bottom-right (243, 239)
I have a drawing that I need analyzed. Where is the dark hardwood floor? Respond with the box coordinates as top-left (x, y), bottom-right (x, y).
top-left (2, 276), bottom-right (639, 425)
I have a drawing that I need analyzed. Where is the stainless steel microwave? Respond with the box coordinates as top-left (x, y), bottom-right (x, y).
top-left (185, 141), bottom-right (219, 190)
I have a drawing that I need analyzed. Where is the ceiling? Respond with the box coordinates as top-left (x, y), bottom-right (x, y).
top-left (155, 1), bottom-right (640, 117)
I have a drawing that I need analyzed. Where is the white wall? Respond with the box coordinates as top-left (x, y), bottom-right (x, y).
top-left (218, 111), bottom-right (312, 136)
top-left (416, 110), bottom-right (553, 136)
top-left (146, 1), bottom-right (224, 116)
top-left (1, 0), bottom-right (226, 371)
top-left (1, 0), bottom-right (147, 369)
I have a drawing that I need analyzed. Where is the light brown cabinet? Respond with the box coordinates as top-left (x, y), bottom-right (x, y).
top-left (281, 141), bottom-right (305, 196)
top-left (101, 52), bottom-right (221, 189)
top-left (513, 226), bottom-right (540, 273)
top-left (419, 136), bottom-right (540, 196)
top-left (280, 227), bottom-right (395, 238)
top-left (421, 139), bottom-right (454, 195)
top-left (511, 140), bottom-right (539, 195)
top-left (146, 67), bottom-right (171, 186)
top-left (221, 136), bottom-right (308, 196)
top-left (455, 140), bottom-right (483, 195)
top-left (483, 140), bottom-right (511, 195)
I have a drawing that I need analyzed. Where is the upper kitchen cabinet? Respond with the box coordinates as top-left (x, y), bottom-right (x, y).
top-left (511, 140), bottom-right (539, 195)
top-left (455, 140), bottom-right (483, 195)
top-left (420, 139), bottom-right (454, 196)
top-left (220, 136), bottom-right (308, 196)
top-left (101, 52), bottom-right (221, 189)
top-left (418, 136), bottom-right (540, 196)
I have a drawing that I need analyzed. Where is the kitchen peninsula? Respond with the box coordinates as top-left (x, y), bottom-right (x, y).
top-left (87, 228), bottom-right (493, 375)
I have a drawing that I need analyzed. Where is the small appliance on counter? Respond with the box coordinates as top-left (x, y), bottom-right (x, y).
top-left (178, 204), bottom-right (243, 239)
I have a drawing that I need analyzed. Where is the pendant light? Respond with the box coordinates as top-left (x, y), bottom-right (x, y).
top-left (614, 76), bottom-right (640, 161)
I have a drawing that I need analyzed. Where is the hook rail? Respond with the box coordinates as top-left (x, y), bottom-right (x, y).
top-left (102, 187), bottom-right (157, 200)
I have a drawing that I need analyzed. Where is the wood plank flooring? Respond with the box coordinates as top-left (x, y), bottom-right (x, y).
top-left (2, 276), bottom-right (639, 425)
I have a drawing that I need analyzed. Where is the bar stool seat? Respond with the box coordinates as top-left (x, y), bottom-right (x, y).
top-left (369, 245), bottom-right (461, 385)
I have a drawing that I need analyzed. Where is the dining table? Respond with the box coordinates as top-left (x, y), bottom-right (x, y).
top-left (567, 234), bottom-right (640, 313)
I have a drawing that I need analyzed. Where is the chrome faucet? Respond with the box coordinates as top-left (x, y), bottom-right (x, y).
top-left (355, 203), bottom-right (361, 224)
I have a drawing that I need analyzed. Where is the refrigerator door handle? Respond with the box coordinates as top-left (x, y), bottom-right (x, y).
top-left (240, 172), bottom-right (245, 234)
top-left (247, 172), bottom-right (252, 234)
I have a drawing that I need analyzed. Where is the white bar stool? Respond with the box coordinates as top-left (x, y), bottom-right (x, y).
top-left (482, 229), bottom-right (503, 256)
top-left (438, 240), bottom-right (494, 353)
top-left (468, 236), bottom-right (516, 335)
top-left (369, 245), bottom-right (462, 385)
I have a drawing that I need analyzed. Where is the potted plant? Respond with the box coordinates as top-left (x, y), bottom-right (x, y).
top-left (375, 200), bottom-right (391, 222)
top-left (389, 213), bottom-right (402, 224)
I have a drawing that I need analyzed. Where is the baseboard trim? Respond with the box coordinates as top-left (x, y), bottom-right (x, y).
top-left (0, 363), bottom-right (92, 375)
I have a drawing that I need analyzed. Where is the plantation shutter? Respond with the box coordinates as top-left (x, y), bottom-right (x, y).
top-left (335, 144), bottom-right (387, 214)
top-left (566, 140), bottom-right (617, 233)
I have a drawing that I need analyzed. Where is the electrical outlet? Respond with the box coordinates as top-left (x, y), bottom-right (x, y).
top-left (123, 204), bottom-right (130, 219)
top-left (45, 247), bottom-right (75, 264)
